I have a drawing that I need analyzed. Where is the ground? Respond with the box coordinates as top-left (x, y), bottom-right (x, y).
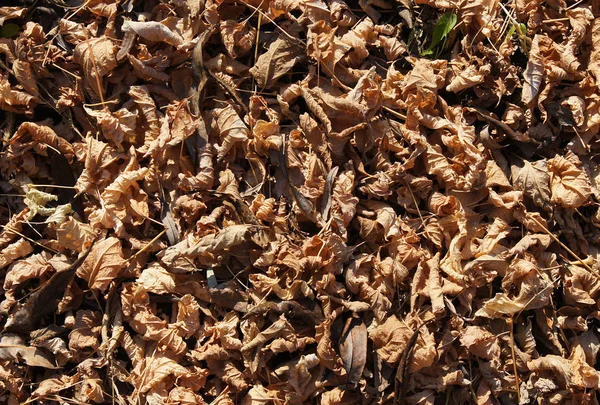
top-left (0, 0), bottom-right (600, 404)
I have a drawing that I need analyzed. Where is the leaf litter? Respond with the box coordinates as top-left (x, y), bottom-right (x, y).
top-left (0, 0), bottom-right (600, 404)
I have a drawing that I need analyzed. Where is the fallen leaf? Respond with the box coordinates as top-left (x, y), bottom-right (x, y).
top-left (250, 33), bottom-right (304, 89)
top-left (77, 236), bottom-right (126, 292)
top-left (511, 158), bottom-right (551, 211)
top-left (548, 152), bottom-right (592, 208)
top-left (121, 20), bottom-right (184, 47)
top-left (338, 316), bottom-right (367, 390)
top-left (0, 334), bottom-right (58, 369)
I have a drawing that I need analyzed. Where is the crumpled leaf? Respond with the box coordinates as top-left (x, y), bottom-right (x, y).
top-left (56, 218), bottom-right (97, 252)
top-left (213, 104), bottom-right (250, 160)
top-left (475, 279), bottom-right (552, 319)
top-left (122, 20), bottom-right (184, 47)
top-left (11, 122), bottom-right (76, 162)
top-left (547, 152), bottom-right (592, 208)
top-left (120, 284), bottom-right (188, 355)
top-left (370, 315), bottom-right (413, 364)
top-left (0, 238), bottom-right (33, 269)
top-left (2, 1), bottom-right (600, 403)
top-left (183, 224), bottom-right (253, 258)
top-left (522, 35), bottom-right (545, 105)
top-left (3, 242), bottom-right (96, 334)
top-left (68, 310), bottom-right (102, 355)
top-left (220, 20), bottom-right (256, 58)
top-left (460, 326), bottom-right (501, 360)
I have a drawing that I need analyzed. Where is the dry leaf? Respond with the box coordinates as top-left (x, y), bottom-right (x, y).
top-left (511, 158), bottom-right (551, 211)
top-left (339, 316), bottom-right (367, 390)
top-left (0, 334), bottom-right (58, 369)
top-left (548, 152), bottom-right (592, 208)
top-left (1, 0), bottom-right (599, 402)
top-left (73, 37), bottom-right (117, 96)
top-left (0, 239), bottom-right (33, 269)
top-left (77, 237), bottom-right (126, 292)
top-left (250, 34), bottom-right (303, 89)
top-left (522, 35), bottom-right (545, 105)
top-left (122, 20), bottom-right (184, 47)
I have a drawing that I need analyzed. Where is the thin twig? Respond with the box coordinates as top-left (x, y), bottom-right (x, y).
top-left (128, 229), bottom-right (167, 262)
top-left (508, 317), bottom-right (520, 403)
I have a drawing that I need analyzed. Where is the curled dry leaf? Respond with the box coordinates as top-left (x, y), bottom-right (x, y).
top-left (547, 152), bottom-right (592, 208)
top-left (522, 35), bottom-right (545, 106)
top-left (459, 326), bottom-right (501, 360)
top-left (3, 241), bottom-right (96, 334)
top-left (122, 20), bottom-right (184, 48)
top-left (0, 238), bottom-right (33, 269)
top-left (12, 122), bottom-right (76, 162)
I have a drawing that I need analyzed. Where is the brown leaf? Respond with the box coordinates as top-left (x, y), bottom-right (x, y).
top-left (77, 237), bottom-right (126, 292)
top-left (446, 58), bottom-right (491, 93)
top-left (511, 158), bottom-right (551, 211)
top-left (73, 37), bottom-right (117, 97)
top-left (11, 122), bottom-right (76, 162)
top-left (0, 334), bottom-right (58, 369)
top-left (12, 60), bottom-right (39, 98)
top-left (83, 104), bottom-right (137, 145)
top-left (459, 326), bottom-right (501, 360)
top-left (338, 316), bottom-right (367, 390)
top-left (548, 152), bottom-right (592, 208)
top-left (4, 242), bottom-right (96, 334)
top-left (0, 239), bottom-right (33, 269)
top-left (56, 218), bottom-right (97, 253)
top-left (213, 104), bottom-right (250, 160)
top-left (120, 284), bottom-right (188, 355)
top-left (185, 224), bottom-right (253, 256)
top-left (475, 278), bottom-right (552, 319)
top-left (68, 310), bottom-right (102, 358)
top-left (522, 35), bottom-right (545, 106)
top-left (371, 315), bottom-right (413, 364)
top-left (250, 34), bottom-right (304, 89)
top-left (122, 20), bottom-right (184, 47)
top-left (220, 20), bottom-right (256, 58)
top-left (31, 376), bottom-right (74, 400)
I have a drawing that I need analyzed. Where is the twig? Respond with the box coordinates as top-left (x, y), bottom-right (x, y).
top-left (128, 229), bottom-right (167, 262)
top-left (507, 317), bottom-right (520, 403)
top-left (0, 225), bottom-right (59, 254)
top-left (383, 106), bottom-right (407, 120)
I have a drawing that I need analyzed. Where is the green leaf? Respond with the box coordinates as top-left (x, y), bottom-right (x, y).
top-left (431, 12), bottom-right (457, 48)
top-left (0, 23), bottom-right (20, 38)
top-left (505, 24), bottom-right (516, 42)
top-left (422, 12), bottom-right (457, 56)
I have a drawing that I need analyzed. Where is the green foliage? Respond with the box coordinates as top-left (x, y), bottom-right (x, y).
top-left (0, 23), bottom-right (19, 38)
top-left (422, 12), bottom-right (457, 57)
